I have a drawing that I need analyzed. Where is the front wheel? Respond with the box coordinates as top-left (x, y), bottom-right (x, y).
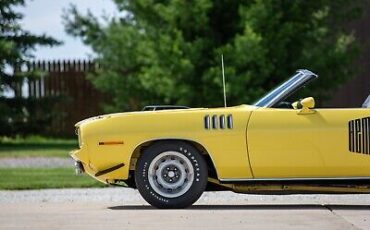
top-left (135, 141), bottom-right (208, 209)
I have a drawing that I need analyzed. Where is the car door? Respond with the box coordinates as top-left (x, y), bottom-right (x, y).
top-left (247, 107), bottom-right (370, 179)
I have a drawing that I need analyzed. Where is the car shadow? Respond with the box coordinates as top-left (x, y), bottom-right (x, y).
top-left (108, 204), bottom-right (370, 211)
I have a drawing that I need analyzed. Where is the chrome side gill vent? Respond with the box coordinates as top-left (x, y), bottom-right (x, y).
top-left (204, 115), bottom-right (210, 129)
top-left (212, 115), bottom-right (218, 129)
top-left (219, 115), bottom-right (225, 129)
top-left (204, 114), bottom-right (233, 130)
top-left (227, 114), bottom-right (233, 129)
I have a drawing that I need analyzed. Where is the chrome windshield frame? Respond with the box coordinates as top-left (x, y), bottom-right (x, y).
top-left (253, 69), bottom-right (318, 108)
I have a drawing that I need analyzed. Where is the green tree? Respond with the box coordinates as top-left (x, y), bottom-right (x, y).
top-left (64, 0), bottom-right (365, 111)
top-left (0, 0), bottom-right (60, 135)
top-left (1, 0), bottom-right (60, 94)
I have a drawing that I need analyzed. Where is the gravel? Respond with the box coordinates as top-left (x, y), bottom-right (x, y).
top-left (2, 187), bottom-right (370, 205)
top-left (0, 157), bottom-right (74, 168)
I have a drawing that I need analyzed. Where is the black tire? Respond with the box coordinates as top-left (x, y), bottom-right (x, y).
top-left (135, 141), bottom-right (208, 209)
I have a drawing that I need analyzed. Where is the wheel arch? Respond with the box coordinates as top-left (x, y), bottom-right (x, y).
top-left (129, 138), bottom-right (219, 179)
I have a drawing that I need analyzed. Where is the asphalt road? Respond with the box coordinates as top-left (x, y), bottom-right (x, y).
top-left (1, 188), bottom-right (370, 230)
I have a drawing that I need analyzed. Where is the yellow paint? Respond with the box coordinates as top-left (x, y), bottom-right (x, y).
top-left (248, 107), bottom-right (370, 178)
top-left (300, 97), bottom-right (315, 109)
top-left (70, 102), bottom-right (370, 194)
top-left (71, 105), bottom-right (256, 182)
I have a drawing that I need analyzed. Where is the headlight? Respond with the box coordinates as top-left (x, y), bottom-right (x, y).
top-left (75, 127), bottom-right (79, 135)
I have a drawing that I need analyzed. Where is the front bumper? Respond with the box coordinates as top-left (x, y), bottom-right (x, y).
top-left (70, 148), bottom-right (91, 176)
top-left (70, 147), bottom-right (129, 183)
top-left (70, 149), bottom-right (108, 183)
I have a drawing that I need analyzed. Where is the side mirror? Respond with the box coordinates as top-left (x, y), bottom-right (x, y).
top-left (300, 97), bottom-right (315, 108)
top-left (296, 97), bottom-right (315, 115)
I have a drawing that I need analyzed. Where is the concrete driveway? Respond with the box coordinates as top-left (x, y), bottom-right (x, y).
top-left (1, 188), bottom-right (369, 230)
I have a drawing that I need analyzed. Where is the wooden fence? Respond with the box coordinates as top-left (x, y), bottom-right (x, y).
top-left (20, 60), bottom-right (106, 136)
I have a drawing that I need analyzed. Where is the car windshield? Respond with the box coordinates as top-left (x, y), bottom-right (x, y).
top-left (253, 70), bottom-right (318, 108)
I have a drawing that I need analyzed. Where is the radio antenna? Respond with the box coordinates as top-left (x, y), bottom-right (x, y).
top-left (221, 54), bottom-right (227, 107)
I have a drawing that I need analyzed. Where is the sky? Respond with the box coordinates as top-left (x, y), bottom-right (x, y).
top-left (19, 0), bottom-right (118, 60)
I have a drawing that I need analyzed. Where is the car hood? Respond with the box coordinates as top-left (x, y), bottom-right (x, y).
top-left (75, 104), bottom-right (257, 127)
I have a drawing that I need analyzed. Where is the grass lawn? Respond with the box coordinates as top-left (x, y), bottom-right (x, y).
top-left (0, 136), bottom-right (77, 158)
top-left (0, 168), bottom-right (106, 190)
top-left (0, 136), bottom-right (108, 190)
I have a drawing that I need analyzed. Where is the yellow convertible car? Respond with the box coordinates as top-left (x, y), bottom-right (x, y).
top-left (71, 69), bottom-right (370, 208)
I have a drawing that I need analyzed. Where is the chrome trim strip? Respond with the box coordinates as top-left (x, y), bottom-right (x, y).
top-left (255, 69), bottom-right (318, 108)
top-left (220, 177), bottom-right (370, 182)
top-left (264, 71), bottom-right (316, 108)
top-left (297, 69), bottom-right (317, 76)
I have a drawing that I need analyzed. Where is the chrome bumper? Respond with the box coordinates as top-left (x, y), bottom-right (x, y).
top-left (74, 161), bottom-right (85, 175)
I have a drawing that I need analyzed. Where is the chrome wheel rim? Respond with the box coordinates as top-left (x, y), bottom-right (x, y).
top-left (148, 151), bottom-right (194, 198)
